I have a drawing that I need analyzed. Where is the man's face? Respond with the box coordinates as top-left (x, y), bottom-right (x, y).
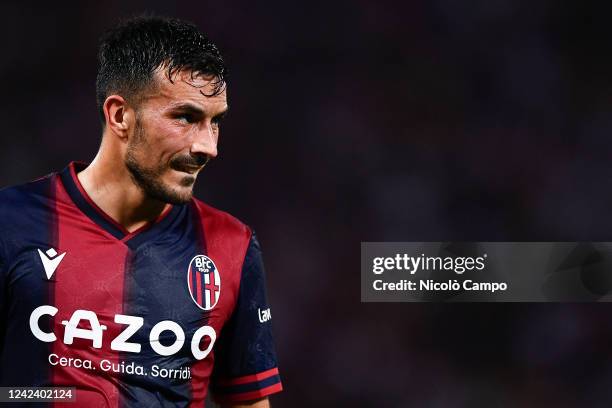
top-left (125, 69), bottom-right (228, 204)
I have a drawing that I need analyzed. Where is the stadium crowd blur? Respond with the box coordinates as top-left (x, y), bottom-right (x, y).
top-left (2, 1), bottom-right (612, 406)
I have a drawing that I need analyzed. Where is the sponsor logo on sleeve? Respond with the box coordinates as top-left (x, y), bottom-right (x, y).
top-left (258, 307), bottom-right (271, 323)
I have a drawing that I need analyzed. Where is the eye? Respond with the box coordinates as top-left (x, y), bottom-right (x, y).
top-left (176, 114), bottom-right (196, 124)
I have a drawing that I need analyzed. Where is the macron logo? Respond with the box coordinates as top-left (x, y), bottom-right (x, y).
top-left (37, 248), bottom-right (66, 280)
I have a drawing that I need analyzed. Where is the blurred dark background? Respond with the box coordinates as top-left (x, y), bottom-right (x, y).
top-left (2, 0), bottom-right (612, 406)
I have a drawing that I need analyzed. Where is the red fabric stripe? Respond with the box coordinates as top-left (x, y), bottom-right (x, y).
top-left (215, 367), bottom-right (279, 386)
top-left (196, 268), bottom-right (203, 306)
top-left (52, 177), bottom-right (127, 408)
top-left (213, 382), bottom-right (283, 404)
top-left (188, 199), bottom-right (253, 407)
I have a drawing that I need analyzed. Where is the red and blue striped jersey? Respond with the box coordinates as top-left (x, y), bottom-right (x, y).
top-left (0, 162), bottom-right (283, 407)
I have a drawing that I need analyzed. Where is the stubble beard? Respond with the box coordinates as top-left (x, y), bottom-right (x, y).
top-left (125, 120), bottom-right (196, 205)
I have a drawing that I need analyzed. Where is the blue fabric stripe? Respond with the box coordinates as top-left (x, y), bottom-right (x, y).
top-left (0, 175), bottom-right (57, 389)
top-left (118, 203), bottom-right (204, 407)
top-left (123, 205), bottom-right (183, 249)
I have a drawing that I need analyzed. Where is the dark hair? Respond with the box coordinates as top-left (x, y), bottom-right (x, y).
top-left (95, 15), bottom-right (227, 122)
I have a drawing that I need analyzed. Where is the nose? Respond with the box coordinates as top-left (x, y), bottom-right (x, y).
top-left (190, 122), bottom-right (218, 160)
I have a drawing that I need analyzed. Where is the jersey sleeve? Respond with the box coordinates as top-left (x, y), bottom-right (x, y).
top-left (209, 232), bottom-right (283, 403)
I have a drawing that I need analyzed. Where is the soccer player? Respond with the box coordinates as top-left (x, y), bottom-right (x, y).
top-left (0, 16), bottom-right (282, 407)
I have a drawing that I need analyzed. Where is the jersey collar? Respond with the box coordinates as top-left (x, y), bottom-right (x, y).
top-left (59, 161), bottom-right (183, 248)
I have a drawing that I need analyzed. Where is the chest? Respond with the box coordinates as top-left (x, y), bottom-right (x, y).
top-left (7, 226), bottom-right (238, 363)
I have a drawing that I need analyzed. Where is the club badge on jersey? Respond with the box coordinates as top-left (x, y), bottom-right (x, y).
top-left (187, 255), bottom-right (221, 311)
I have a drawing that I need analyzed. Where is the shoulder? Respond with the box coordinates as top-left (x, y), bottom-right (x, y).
top-left (0, 173), bottom-right (57, 218)
top-left (0, 173), bottom-right (58, 260)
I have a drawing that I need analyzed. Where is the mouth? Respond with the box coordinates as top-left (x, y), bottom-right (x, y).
top-left (170, 154), bottom-right (210, 176)
top-left (173, 165), bottom-right (202, 175)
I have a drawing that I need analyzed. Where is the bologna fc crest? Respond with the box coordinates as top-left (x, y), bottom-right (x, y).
top-left (187, 255), bottom-right (221, 311)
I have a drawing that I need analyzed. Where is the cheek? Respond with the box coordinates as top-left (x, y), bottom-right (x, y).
top-left (145, 123), bottom-right (187, 157)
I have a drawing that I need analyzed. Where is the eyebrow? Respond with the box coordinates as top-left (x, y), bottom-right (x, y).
top-left (171, 103), bottom-right (229, 119)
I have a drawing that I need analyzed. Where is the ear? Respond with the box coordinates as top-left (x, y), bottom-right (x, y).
top-left (102, 95), bottom-right (135, 141)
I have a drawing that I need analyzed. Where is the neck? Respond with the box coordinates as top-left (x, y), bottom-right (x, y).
top-left (77, 149), bottom-right (170, 233)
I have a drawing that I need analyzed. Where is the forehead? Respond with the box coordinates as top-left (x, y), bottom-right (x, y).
top-left (140, 68), bottom-right (227, 112)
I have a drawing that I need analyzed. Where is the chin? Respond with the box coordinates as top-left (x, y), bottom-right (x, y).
top-left (142, 178), bottom-right (195, 205)
top-left (126, 158), bottom-right (197, 204)
top-left (156, 187), bottom-right (194, 205)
